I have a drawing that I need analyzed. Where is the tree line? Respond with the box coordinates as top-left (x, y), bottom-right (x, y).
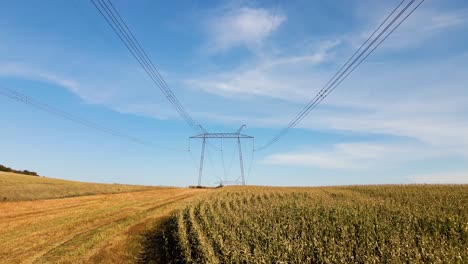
top-left (0, 164), bottom-right (39, 176)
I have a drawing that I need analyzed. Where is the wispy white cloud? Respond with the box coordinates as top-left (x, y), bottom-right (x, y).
top-left (388, 7), bottom-right (468, 48)
top-left (429, 9), bottom-right (467, 29)
top-left (263, 149), bottom-right (355, 169)
top-left (409, 171), bottom-right (468, 184)
top-left (0, 63), bottom-right (82, 95)
top-left (262, 142), bottom-right (443, 170)
top-left (302, 51), bottom-right (468, 151)
top-left (0, 62), bottom-right (173, 120)
top-left (353, 5), bottom-right (468, 50)
top-left (0, 62), bottom-right (123, 105)
top-left (187, 40), bottom-right (339, 100)
top-left (309, 103), bottom-right (468, 151)
top-left (205, 6), bottom-right (286, 52)
top-left (115, 102), bottom-right (176, 120)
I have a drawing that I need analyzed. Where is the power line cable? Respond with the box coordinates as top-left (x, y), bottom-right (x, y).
top-left (91, 0), bottom-right (202, 134)
top-left (288, 0), bottom-right (421, 129)
top-left (257, 0), bottom-right (415, 150)
top-left (246, 138), bottom-right (255, 180)
top-left (0, 86), bottom-right (183, 151)
top-left (306, 0), bottom-right (426, 123)
top-left (226, 142), bottom-right (237, 178)
top-left (332, 0), bottom-right (426, 95)
top-left (106, 0), bottom-right (199, 133)
top-left (256, 0), bottom-right (423, 151)
top-left (206, 145), bottom-right (218, 178)
top-left (220, 138), bottom-right (227, 180)
top-left (259, 0), bottom-right (420, 150)
top-left (187, 150), bottom-right (200, 172)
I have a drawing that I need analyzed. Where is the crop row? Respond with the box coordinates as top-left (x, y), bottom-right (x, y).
top-left (162, 185), bottom-right (467, 263)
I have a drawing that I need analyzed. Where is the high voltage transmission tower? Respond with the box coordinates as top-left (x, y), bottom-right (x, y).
top-left (190, 125), bottom-right (253, 187)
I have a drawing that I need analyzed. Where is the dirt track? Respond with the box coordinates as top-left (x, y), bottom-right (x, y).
top-left (0, 188), bottom-right (207, 263)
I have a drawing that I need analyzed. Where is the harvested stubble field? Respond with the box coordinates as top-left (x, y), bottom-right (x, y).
top-left (0, 171), bottom-right (158, 201)
top-left (154, 185), bottom-right (468, 263)
top-left (0, 172), bottom-right (210, 263)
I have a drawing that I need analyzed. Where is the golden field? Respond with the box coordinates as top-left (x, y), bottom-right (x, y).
top-left (159, 185), bottom-right (468, 263)
top-left (1, 172), bottom-right (467, 263)
top-left (0, 172), bottom-right (209, 263)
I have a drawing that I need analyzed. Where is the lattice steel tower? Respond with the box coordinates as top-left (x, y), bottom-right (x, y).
top-left (190, 125), bottom-right (253, 186)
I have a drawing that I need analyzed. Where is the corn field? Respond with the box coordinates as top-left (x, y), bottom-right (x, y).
top-left (150, 185), bottom-right (468, 263)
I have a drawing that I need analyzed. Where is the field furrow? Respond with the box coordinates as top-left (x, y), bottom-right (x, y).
top-left (186, 205), bottom-right (219, 263)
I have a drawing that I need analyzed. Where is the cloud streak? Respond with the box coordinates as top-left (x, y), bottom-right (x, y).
top-left (205, 6), bottom-right (286, 52)
top-left (0, 63), bottom-right (82, 96)
top-left (262, 141), bottom-right (444, 170)
top-left (410, 171), bottom-right (468, 184)
top-left (187, 40), bottom-right (339, 101)
top-left (354, 6), bottom-right (468, 50)
top-left (0, 62), bottom-right (175, 120)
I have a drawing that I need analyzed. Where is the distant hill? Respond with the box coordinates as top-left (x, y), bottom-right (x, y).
top-left (0, 171), bottom-right (161, 201)
top-left (0, 164), bottom-right (39, 176)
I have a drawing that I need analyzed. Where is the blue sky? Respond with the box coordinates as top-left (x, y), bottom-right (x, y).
top-left (1, 0), bottom-right (468, 186)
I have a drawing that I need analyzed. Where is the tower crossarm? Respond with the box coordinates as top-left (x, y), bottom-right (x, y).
top-left (190, 133), bottom-right (253, 139)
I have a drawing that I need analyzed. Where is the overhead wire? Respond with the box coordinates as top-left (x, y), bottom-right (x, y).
top-left (0, 86), bottom-right (183, 151)
top-left (187, 138), bottom-right (200, 171)
top-left (330, 0), bottom-right (426, 96)
top-left (226, 141), bottom-right (237, 178)
top-left (106, 0), bottom-right (199, 133)
top-left (91, 0), bottom-right (202, 134)
top-left (246, 138), bottom-right (255, 181)
top-left (206, 144), bottom-right (218, 179)
top-left (220, 138), bottom-right (227, 180)
top-left (256, 0), bottom-right (415, 150)
top-left (255, 0), bottom-right (424, 151)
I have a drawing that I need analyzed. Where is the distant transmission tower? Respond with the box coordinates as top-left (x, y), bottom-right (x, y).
top-left (190, 125), bottom-right (253, 186)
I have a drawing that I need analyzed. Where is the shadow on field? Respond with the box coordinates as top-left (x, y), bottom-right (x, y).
top-left (138, 216), bottom-right (183, 264)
